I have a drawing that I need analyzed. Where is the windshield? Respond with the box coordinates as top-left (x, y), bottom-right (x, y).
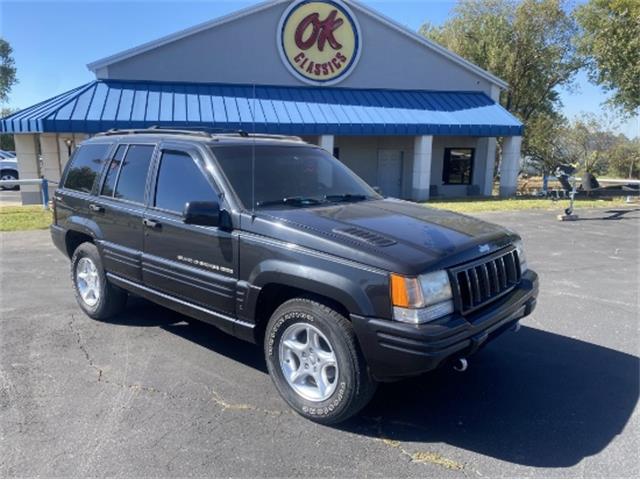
top-left (210, 144), bottom-right (380, 210)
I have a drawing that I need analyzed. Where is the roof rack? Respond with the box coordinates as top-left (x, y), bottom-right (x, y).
top-left (96, 126), bottom-right (215, 137)
top-left (211, 133), bottom-right (304, 142)
top-left (94, 126), bottom-right (303, 142)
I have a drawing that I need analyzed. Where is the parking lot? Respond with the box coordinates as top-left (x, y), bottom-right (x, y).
top-left (0, 190), bottom-right (21, 206)
top-left (1, 207), bottom-right (638, 478)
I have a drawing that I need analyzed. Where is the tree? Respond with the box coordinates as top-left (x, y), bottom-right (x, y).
top-left (562, 114), bottom-right (619, 175)
top-left (0, 107), bottom-right (15, 151)
top-left (420, 0), bottom-right (583, 121)
top-left (523, 111), bottom-right (569, 174)
top-left (608, 137), bottom-right (640, 178)
top-left (420, 0), bottom-right (584, 171)
top-left (0, 38), bottom-right (17, 104)
top-left (576, 0), bottom-right (640, 115)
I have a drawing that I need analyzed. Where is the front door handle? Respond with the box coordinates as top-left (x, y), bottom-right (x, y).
top-left (143, 218), bottom-right (161, 229)
top-left (89, 204), bottom-right (105, 213)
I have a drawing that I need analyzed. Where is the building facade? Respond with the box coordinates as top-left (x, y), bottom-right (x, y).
top-left (1, 0), bottom-right (523, 205)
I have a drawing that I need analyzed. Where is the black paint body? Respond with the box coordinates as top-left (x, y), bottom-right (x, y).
top-left (51, 133), bottom-right (538, 381)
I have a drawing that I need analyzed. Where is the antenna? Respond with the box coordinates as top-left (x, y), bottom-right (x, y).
top-left (251, 83), bottom-right (256, 216)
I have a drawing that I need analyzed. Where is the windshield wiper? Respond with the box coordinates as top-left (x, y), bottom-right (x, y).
top-left (324, 193), bottom-right (368, 203)
top-left (256, 196), bottom-right (324, 208)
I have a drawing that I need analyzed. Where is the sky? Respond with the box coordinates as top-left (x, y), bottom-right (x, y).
top-left (1, 0), bottom-right (637, 138)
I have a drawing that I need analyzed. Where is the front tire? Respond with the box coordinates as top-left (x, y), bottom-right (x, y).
top-left (71, 242), bottom-right (127, 320)
top-left (264, 298), bottom-right (376, 424)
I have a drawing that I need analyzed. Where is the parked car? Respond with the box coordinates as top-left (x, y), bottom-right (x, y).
top-left (0, 154), bottom-right (19, 190)
top-left (50, 129), bottom-right (538, 424)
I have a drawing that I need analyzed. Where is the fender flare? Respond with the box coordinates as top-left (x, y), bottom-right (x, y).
top-left (65, 215), bottom-right (104, 242)
top-left (249, 259), bottom-right (375, 316)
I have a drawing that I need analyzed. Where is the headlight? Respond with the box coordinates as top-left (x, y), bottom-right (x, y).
top-left (513, 239), bottom-right (528, 273)
top-left (390, 270), bottom-right (454, 324)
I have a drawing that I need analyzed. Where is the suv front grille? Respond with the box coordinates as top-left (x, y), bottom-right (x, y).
top-left (449, 248), bottom-right (521, 315)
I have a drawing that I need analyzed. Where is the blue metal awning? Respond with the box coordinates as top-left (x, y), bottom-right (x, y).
top-left (1, 80), bottom-right (523, 136)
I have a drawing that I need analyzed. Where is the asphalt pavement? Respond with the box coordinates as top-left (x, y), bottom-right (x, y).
top-left (0, 190), bottom-right (21, 206)
top-left (1, 207), bottom-right (638, 477)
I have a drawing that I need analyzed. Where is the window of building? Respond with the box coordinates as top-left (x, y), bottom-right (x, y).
top-left (442, 148), bottom-right (474, 185)
top-left (63, 143), bottom-right (110, 193)
top-left (154, 150), bottom-right (218, 214)
top-left (100, 145), bottom-right (127, 197)
top-left (113, 144), bottom-right (155, 203)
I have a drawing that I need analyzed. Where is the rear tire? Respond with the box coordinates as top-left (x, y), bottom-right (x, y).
top-left (71, 242), bottom-right (127, 320)
top-left (264, 297), bottom-right (377, 425)
top-left (0, 170), bottom-right (19, 191)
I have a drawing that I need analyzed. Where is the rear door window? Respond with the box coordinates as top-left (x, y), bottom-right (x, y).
top-left (113, 144), bottom-right (155, 204)
top-left (154, 150), bottom-right (218, 214)
top-left (63, 143), bottom-right (110, 193)
top-left (100, 145), bottom-right (127, 197)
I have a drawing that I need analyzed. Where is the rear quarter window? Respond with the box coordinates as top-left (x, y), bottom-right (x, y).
top-left (63, 143), bottom-right (111, 193)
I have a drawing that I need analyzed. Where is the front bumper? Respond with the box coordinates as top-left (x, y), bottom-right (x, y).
top-left (351, 270), bottom-right (539, 381)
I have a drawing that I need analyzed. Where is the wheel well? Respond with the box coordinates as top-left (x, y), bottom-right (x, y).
top-left (65, 230), bottom-right (93, 258)
top-left (253, 283), bottom-right (351, 343)
top-left (0, 169), bottom-right (18, 176)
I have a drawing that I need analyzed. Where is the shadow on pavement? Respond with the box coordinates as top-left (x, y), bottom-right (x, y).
top-left (343, 326), bottom-right (639, 468)
top-left (103, 296), bottom-right (268, 373)
top-left (575, 208), bottom-right (640, 221)
top-left (104, 300), bottom-right (638, 469)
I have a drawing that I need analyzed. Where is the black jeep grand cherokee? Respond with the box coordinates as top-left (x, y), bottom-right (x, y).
top-left (51, 129), bottom-right (538, 424)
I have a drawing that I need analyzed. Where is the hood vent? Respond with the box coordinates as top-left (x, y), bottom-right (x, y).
top-left (332, 227), bottom-right (397, 248)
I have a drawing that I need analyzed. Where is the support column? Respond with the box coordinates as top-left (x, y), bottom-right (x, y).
top-left (39, 134), bottom-right (61, 198)
top-left (318, 135), bottom-right (335, 187)
top-left (56, 133), bottom-right (88, 171)
top-left (57, 134), bottom-right (73, 169)
top-left (500, 136), bottom-right (522, 197)
top-left (318, 135), bottom-right (334, 153)
top-left (480, 137), bottom-right (497, 196)
top-left (14, 134), bottom-right (41, 205)
top-left (412, 135), bottom-right (433, 201)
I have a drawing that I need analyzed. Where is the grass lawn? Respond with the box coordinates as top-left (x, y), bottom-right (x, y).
top-left (0, 206), bottom-right (52, 232)
top-left (425, 197), bottom-right (635, 213)
top-left (0, 197), bottom-right (635, 232)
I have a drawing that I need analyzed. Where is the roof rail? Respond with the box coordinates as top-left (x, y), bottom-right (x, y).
top-left (96, 126), bottom-right (212, 137)
top-left (94, 127), bottom-right (303, 142)
top-left (212, 133), bottom-right (304, 142)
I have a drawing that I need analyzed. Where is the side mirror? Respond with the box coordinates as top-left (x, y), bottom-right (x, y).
top-left (183, 201), bottom-right (220, 227)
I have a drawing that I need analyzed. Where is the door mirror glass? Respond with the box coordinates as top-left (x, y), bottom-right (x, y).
top-left (183, 201), bottom-right (220, 227)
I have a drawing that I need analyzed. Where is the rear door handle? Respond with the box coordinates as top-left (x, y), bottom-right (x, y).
top-left (143, 218), bottom-right (161, 229)
top-left (89, 204), bottom-right (105, 213)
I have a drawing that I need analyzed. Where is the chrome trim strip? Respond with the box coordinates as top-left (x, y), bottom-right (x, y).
top-left (106, 273), bottom-right (253, 329)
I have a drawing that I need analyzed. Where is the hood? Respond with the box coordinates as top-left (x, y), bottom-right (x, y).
top-left (249, 199), bottom-right (517, 275)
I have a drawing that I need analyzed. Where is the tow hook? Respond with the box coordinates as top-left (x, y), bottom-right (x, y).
top-left (512, 321), bottom-right (521, 333)
top-left (453, 358), bottom-right (468, 372)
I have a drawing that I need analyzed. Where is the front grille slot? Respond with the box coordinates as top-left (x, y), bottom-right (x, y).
top-left (451, 248), bottom-right (521, 315)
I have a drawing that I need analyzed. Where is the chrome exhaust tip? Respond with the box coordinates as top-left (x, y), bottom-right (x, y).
top-left (453, 358), bottom-right (468, 372)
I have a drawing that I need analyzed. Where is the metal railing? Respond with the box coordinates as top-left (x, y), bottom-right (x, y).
top-left (0, 178), bottom-right (51, 209)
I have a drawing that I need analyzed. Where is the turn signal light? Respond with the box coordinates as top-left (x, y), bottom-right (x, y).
top-left (390, 273), bottom-right (423, 308)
